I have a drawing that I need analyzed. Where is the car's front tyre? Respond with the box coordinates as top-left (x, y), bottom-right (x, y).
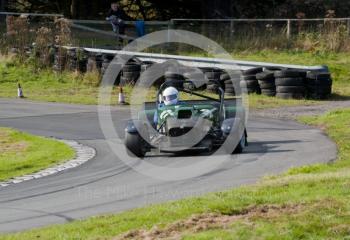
top-left (125, 132), bottom-right (147, 158)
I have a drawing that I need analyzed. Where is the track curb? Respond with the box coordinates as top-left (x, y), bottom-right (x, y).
top-left (0, 140), bottom-right (96, 188)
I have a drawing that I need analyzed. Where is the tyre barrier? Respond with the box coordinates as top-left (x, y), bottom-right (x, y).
top-left (120, 62), bottom-right (141, 86)
top-left (49, 48), bottom-right (333, 99)
top-left (164, 67), bottom-right (185, 89)
top-left (220, 71), bottom-right (240, 97)
top-left (53, 47), bottom-right (66, 72)
top-left (274, 70), bottom-right (306, 99)
top-left (240, 67), bottom-right (263, 94)
top-left (67, 48), bottom-right (77, 72)
top-left (306, 72), bottom-right (332, 99)
top-left (256, 70), bottom-right (276, 97)
top-left (200, 67), bottom-right (223, 93)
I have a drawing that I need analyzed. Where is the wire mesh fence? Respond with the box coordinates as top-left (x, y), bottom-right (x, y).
top-left (1, 12), bottom-right (350, 52)
top-left (171, 18), bottom-right (350, 51)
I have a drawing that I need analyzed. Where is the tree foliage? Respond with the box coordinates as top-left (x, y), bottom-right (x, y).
top-left (5, 0), bottom-right (350, 20)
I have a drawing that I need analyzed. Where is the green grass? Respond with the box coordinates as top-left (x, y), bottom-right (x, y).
top-left (0, 128), bottom-right (75, 182)
top-left (1, 108), bottom-right (349, 239)
top-left (0, 50), bottom-right (349, 109)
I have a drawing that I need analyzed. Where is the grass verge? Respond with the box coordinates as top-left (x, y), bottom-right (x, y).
top-left (0, 127), bottom-right (75, 182)
top-left (0, 50), bottom-right (349, 108)
top-left (1, 108), bottom-right (349, 239)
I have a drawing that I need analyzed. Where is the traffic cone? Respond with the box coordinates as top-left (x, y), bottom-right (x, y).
top-left (17, 83), bottom-right (24, 98)
top-left (118, 86), bottom-right (126, 105)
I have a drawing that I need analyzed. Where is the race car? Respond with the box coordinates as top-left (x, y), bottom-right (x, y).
top-left (124, 79), bottom-right (248, 158)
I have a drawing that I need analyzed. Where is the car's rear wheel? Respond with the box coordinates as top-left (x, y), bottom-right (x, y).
top-left (125, 132), bottom-right (147, 158)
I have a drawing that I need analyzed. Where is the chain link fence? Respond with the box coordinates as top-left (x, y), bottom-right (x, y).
top-left (1, 13), bottom-right (350, 52)
top-left (170, 18), bottom-right (350, 51)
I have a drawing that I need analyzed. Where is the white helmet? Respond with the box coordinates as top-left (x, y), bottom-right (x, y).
top-left (162, 87), bottom-right (179, 106)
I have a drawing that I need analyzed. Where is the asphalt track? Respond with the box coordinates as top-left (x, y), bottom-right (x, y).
top-left (0, 98), bottom-right (337, 232)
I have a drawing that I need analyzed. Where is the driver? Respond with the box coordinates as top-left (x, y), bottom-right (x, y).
top-left (162, 86), bottom-right (179, 106)
top-left (153, 87), bottom-right (179, 127)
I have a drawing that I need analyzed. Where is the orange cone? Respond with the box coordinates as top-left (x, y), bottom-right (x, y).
top-left (118, 86), bottom-right (126, 105)
top-left (17, 83), bottom-right (24, 98)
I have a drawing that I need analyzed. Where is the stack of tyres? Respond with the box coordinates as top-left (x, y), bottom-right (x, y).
top-left (120, 63), bottom-right (141, 86)
top-left (306, 72), bottom-right (332, 99)
top-left (220, 71), bottom-right (240, 97)
top-left (95, 54), bottom-right (103, 73)
top-left (53, 47), bottom-right (67, 72)
top-left (183, 70), bottom-right (207, 91)
top-left (256, 71), bottom-right (276, 97)
top-left (76, 49), bottom-right (88, 73)
top-left (240, 67), bottom-right (262, 94)
top-left (139, 61), bottom-right (165, 87)
top-left (201, 68), bottom-right (223, 93)
top-left (101, 54), bottom-right (114, 76)
top-left (67, 48), bottom-right (77, 72)
top-left (274, 70), bottom-right (306, 99)
top-left (164, 68), bottom-right (185, 89)
top-left (86, 54), bottom-right (103, 73)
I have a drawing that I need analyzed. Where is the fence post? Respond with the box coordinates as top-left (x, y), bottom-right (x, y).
top-left (230, 20), bottom-right (234, 38)
top-left (167, 19), bottom-right (174, 42)
top-left (347, 19), bottom-right (350, 35)
top-left (286, 19), bottom-right (291, 39)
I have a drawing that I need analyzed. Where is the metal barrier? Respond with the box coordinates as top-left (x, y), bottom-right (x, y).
top-left (82, 47), bottom-right (328, 72)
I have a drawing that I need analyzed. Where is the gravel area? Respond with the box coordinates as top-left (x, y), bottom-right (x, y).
top-left (250, 100), bottom-right (350, 120)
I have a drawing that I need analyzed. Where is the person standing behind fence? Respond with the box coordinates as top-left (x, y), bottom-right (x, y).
top-left (106, 1), bottom-right (131, 35)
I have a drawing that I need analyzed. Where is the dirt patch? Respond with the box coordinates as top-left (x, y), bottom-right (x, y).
top-left (251, 100), bottom-right (350, 120)
top-left (114, 204), bottom-right (303, 240)
top-left (0, 129), bottom-right (28, 154)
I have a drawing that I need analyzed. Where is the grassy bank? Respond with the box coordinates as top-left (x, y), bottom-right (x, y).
top-left (0, 50), bottom-right (349, 108)
top-left (1, 108), bottom-right (349, 239)
top-left (0, 128), bottom-right (75, 182)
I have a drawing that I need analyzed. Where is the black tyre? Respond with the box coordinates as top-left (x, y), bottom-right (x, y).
top-left (261, 89), bottom-right (276, 97)
top-left (256, 71), bottom-right (274, 80)
top-left (225, 92), bottom-right (236, 97)
top-left (225, 87), bottom-right (235, 93)
top-left (274, 70), bottom-right (302, 78)
top-left (276, 86), bottom-right (306, 93)
top-left (122, 71), bottom-right (140, 79)
top-left (165, 71), bottom-right (184, 79)
top-left (205, 71), bottom-right (221, 79)
top-left (241, 80), bottom-right (259, 88)
top-left (276, 93), bottom-right (305, 99)
top-left (275, 77), bottom-right (305, 86)
top-left (165, 78), bottom-right (183, 88)
top-left (306, 78), bottom-right (332, 86)
top-left (246, 88), bottom-right (261, 94)
top-left (225, 83), bottom-right (234, 89)
top-left (125, 132), bottom-right (147, 158)
top-left (123, 63), bottom-right (141, 72)
top-left (184, 72), bottom-right (205, 80)
top-left (294, 70), bottom-right (307, 78)
top-left (264, 66), bottom-right (285, 71)
top-left (220, 73), bottom-right (230, 81)
top-left (241, 75), bottom-right (257, 81)
top-left (307, 85), bottom-right (332, 94)
top-left (307, 72), bottom-right (331, 80)
top-left (258, 80), bottom-right (275, 89)
top-left (308, 93), bottom-right (331, 100)
top-left (243, 67), bottom-right (263, 75)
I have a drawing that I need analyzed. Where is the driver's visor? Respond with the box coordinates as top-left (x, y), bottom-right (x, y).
top-left (163, 94), bottom-right (177, 101)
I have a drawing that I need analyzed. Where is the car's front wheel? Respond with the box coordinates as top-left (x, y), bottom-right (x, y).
top-left (125, 132), bottom-right (147, 158)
